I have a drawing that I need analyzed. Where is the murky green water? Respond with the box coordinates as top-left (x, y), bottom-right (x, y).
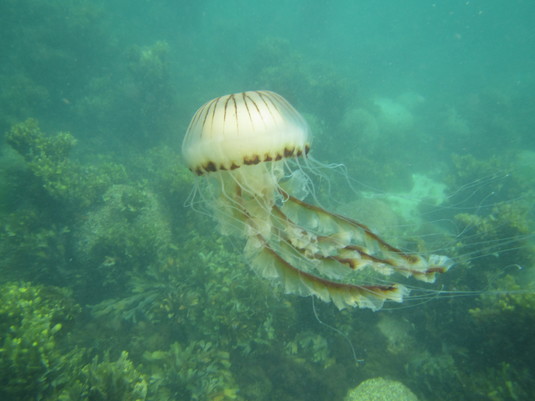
top-left (1, 1), bottom-right (534, 400)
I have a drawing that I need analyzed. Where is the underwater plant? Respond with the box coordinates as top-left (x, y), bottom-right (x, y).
top-left (469, 275), bottom-right (535, 361)
top-left (5, 118), bottom-right (126, 209)
top-left (0, 207), bottom-right (71, 282)
top-left (92, 229), bottom-right (292, 354)
top-left (5, 118), bottom-right (77, 198)
top-left (0, 281), bottom-right (156, 401)
top-left (55, 351), bottom-right (148, 401)
top-left (144, 341), bottom-right (241, 401)
top-left (1, 119), bottom-right (127, 283)
top-left (0, 282), bottom-right (81, 401)
top-left (73, 183), bottom-right (172, 298)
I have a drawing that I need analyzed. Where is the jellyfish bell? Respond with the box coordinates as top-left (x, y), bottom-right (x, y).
top-left (182, 90), bottom-right (454, 311)
top-left (182, 90), bottom-right (310, 176)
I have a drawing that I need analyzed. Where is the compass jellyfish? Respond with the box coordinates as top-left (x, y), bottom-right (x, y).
top-left (182, 90), bottom-right (454, 310)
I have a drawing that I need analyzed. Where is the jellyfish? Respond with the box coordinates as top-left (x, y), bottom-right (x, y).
top-left (182, 90), bottom-right (454, 310)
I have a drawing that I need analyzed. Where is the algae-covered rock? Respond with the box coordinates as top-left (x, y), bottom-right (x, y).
top-left (345, 377), bottom-right (419, 401)
top-left (377, 315), bottom-right (415, 355)
top-left (73, 184), bottom-right (172, 294)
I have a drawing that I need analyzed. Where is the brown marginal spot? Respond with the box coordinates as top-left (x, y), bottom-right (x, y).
top-left (204, 161), bottom-right (217, 172)
top-left (275, 154), bottom-right (283, 161)
top-left (243, 154), bottom-right (261, 165)
top-left (264, 154), bottom-right (273, 162)
top-left (304, 144), bottom-right (311, 155)
top-left (230, 163), bottom-right (240, 170)
top-left (284, 147), bottom-right (295, 157)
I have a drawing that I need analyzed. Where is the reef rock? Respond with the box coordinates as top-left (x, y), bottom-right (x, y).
top-left (344, 377), bottom-right (419, 401)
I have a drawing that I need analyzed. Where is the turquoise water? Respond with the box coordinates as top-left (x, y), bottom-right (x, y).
top-left (1, 1), bottom-right (534, 400)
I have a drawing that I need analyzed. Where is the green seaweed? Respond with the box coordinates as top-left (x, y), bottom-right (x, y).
top-left (469, 275), bottom-right (535, 333)
top-left (1, 119), bottom-right (127, 282)
top-left (453, 200), bottom-right (534, 272)
top-left (0, 281), bottom-right (155, 401)
top-left (0, 282), bottom-right (81, 401)
top-left (144, 341), bottom-right (241, 401)
top-left (5, 119), bottom-right (126, 209)
top-left (54, 351), bottom-right (148, 401)
top-left (91, 231), bottom-right (289, 353)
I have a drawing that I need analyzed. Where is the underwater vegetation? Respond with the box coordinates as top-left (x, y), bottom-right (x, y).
top-left (72, 183), bottom-right (173, 299)
top-left (465, 275), bottom-right (535, 401)
top-left (144, 341), bottom-right (240, 401)
top-left (5, 119), bottom-right (125, 208)
top-left (56, 351), bottom-right (149, 401)
top-left (0, 282), bottom-right (150, 401)
top-left (0, 282), bottom-right (80, 401)
top-left (0, 119), bottom-right (126, 283)
top-left (446, 154), bottom-right (535, 277)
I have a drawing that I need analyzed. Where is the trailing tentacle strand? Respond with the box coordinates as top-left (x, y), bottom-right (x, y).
top-left (278, 192), bottom-right (454, 282)
top-left (247, 234), bottom-right (408, 311)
